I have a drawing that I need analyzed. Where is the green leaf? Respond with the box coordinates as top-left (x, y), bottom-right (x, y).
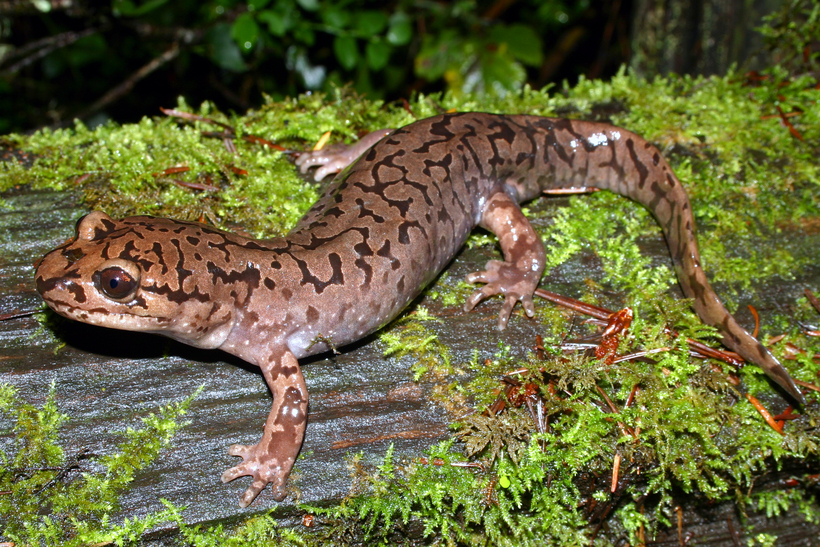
top-left (320, 6), bottom-right (350, 29)
top-left (296, 0), bottom-right (319, 11)
top-left (248, 0), bottom-right (271, 9)
top-left (490, 23), bottom-right (543, 66)
top-left (387, 12), bottom-right (412, 45)
top-left (258, 8), bottom-right (292, 37)
top-left (353, 10), bottom-right (388, 37)
top-left (415, 31), bottom-right (463, 80)
top-left (31, 0), bottom-right (51, 11)
top-left (294, 24), bottom-right (315, 46)
top-left (206, 23), bottom-right (247, 72)
top-left (480, 49), bottom-right (526, 92)
top-left (112, 0), bottom-right (134, 16)
top-left (366, 40), bottom-right (392, 70)
top-left (113, 0), bottom-right (170, 17)
top-left (334, 35), bottom-right (359, 70)
top-left (231, 12), bottom-right (260, 50)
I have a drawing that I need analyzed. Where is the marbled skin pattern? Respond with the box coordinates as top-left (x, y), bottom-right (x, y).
top-left (35, 113), bottom-right (804, 507)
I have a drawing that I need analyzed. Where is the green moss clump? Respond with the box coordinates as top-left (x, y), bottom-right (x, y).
top-left (0, 383), bottom-right (201, 546)
top-left (160, 502), bottom-right (307, 547)
top-left (298, 298), bottom-right (819, 545)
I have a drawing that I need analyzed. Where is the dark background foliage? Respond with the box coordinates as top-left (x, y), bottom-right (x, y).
top-left (0, 0), bottom-right (817, 134)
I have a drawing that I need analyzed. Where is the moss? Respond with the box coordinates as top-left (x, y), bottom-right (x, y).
top-left (161, 502), bottom-right (308, 547)
top-left (295, 299), bottom-right (819, 545)
top-left (0, 383), bottom-right (202, 546)
top-left (380, 307), bottom-right (451, 378)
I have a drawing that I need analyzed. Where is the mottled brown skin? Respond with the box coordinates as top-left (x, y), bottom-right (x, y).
top-left (35, 113), bottom-right (804, 507)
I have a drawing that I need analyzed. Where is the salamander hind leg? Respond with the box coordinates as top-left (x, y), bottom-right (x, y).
top-left (464, 189), bottom-right (547, 330)
top-left (221, 349), bottom-right (308, 507)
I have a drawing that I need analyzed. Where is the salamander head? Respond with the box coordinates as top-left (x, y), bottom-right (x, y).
top-left (35, 211), bottom-right (238, 349)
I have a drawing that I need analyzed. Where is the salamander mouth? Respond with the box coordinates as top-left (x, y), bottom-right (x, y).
top-left (43, 299), bottom-right (171, 331)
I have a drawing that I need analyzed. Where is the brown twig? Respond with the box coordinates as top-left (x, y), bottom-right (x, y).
top-left (534, 288), bottom-right (744, 366)
top-left (162, 108), bottom-right (233, 130)
top-left (760, 111), bottom-right (801, 120)
top-left (596, 385), bottom-right (621, 415)
top-left (676, 505), bottom-right (684, 546)
top-left (172, 179), bottom-right (218, 192)
top-left (748, 304), bottom-right (760, 339)
top-left (726, 515), bottom-right (742, 547)
top-left (171, 113), bottom-right (287, 154)
top-left (400, 98), bottom-right (415, 116)
top-left (595, 385), bottom-right (636, 439)
top-left (610, 347), bottom-right (670, 364)
top-left (774, 407), bottom-right (798, 428)
top-left (1, 28), bottom-right (98, 75)
top-left (775, 105), bottom-right (804, 140)
top-left (610, 452), bottom-right (621, 493)
top-left (534, 288), bottom-right (611, 321)
top-left (745, 393), bottom-right (784, 435)
top-left (535, 334), bottom-right (546, 360)
top-left (767, 333), bottom-right (787, 345)
top-left (793, 378), bottom-right (820, 393)
top-left (685, 341), bottom-right (743, 366)
top-left (241, 134), bottom-right (286, 151)
top-left (805, 289), bottom-right (820, 315)
top-left (75, 42), bottom-right (181, 123)
top-left (625, 384), bottom-right (640, 408)
top-left (637, 504), bottom-right (646, 547)
top-left (152, 166), bottom-right (190, 176)
top-left (417, 457), bottom-right (486, 472)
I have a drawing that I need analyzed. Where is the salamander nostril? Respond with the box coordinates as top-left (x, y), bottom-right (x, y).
top-left (61, 247), bottom-right (84, 264)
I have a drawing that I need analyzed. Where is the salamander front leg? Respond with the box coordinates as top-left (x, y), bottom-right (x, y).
top-left (464, 189), bottom-right (546, 329)
top-left (221, 349), bottom-right (308, 507)
top-left (295, 129), bottom-right (394, 181)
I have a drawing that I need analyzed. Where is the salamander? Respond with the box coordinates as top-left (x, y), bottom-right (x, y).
top-left (34, 112), bottom-right (804, 507)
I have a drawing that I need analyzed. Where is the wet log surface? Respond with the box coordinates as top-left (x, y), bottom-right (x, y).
top-left (2, 186), bottom-right (819, 545)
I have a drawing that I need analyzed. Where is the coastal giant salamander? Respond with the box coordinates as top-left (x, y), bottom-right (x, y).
top-left (35, 113), bottom-right (804, 507)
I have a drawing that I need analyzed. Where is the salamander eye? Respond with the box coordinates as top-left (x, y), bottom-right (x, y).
top-left (98, 268), bottom-right (137, 299)
top-left (94, 260), bottom-right (141, 301)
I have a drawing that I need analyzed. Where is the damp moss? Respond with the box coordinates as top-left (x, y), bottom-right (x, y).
top-left (296, 296), bottom-right (820, 546)
top-left (0, 383), bottom-right (202, 546)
